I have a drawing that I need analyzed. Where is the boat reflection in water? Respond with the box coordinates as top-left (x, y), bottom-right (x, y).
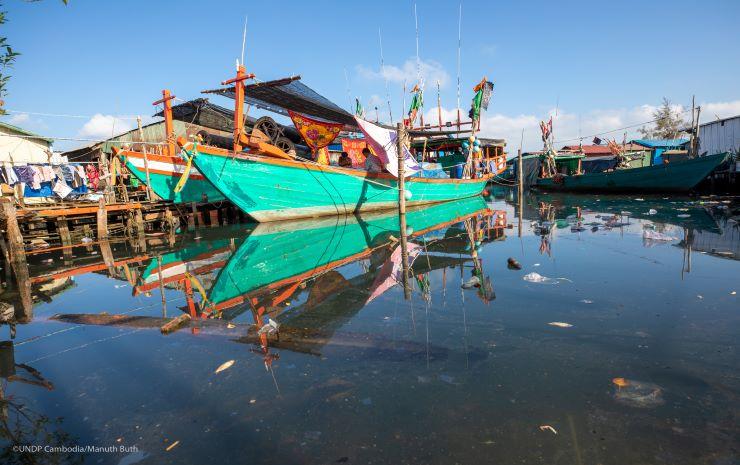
top-left (52, 196), bottom-right (507, 371)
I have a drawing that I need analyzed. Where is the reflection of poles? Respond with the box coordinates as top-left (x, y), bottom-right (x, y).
top-left (397, 123), bottom-right (411, 300)
top-left (156, 256), bottom-right (167, 317)
top-left (517, 147), bottom-right (523, 238)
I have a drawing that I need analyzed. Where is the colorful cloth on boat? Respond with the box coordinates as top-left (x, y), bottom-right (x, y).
top-left (354, 117), bottom-right (422, 178)
top-left (315, 147), bottom-right (329, 165)
top-left (469, 79), bottom-right (493, 121)
top-left (407, 84), bottom-right (423, 126)
top-left (24, 181), bottom-right (52, 197)
top-left (288, 110), bottom-right (343, 154)
top-left (341, 138), bottom-right (369, 167)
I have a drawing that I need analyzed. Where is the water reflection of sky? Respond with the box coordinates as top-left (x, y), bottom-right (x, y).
top-left (1, 193), bottom-right (738, 465)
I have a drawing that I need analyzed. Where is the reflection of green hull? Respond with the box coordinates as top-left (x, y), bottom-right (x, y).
top-left (135, 227), bottom-right (247, 295)
top-left (208, 197), bottom-right (488, 307)
top-left (190, 148), bottom-right (489, 222)
top-left (529, 192), bottom-right (720, 232)
top-left (535, 153), bottom-right (728, 193)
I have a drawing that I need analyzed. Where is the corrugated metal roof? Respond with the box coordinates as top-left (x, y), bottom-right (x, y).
top-left (630, 139), bottom-right (688, 148)
top-left (561, 143), bottom-right (647, 155)
top-left (0, 120), bottom-right (53, 144)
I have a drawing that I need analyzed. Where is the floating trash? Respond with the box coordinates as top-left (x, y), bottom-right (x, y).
top-left (677, 214), bottom-right (691, 218)
top-left (539, 425), bottom-right (558, 434)
top-left (548, 322), bottom-right (573, 328)
top-left (643, 230), bottom-right (676, 241)
top-left (612, 378), bottom-right (664, 408)
top-left (257, 318), bottom-right (280, 336)
top-left (214, 360), bottom-right (235, 374)
top-left (523, 272), bottom-right (571, 284)
top-left (647, 209), bottom-right (657, 215)
top-left (580, 299), bottom-right (593, 304)
top-left (462, 276), bottom-right (481, 289)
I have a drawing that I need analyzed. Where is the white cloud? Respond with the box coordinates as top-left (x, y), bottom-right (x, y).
top-left (356, 58), bottom-right (450, 88)
top-left (78, 114), bottom-right (134, 140)
top-left (8, 113), bottom-right (30, 125)
top-left (701, 100), bottom-right (740, 122)
top-left (421, 99), bottom-right (740, 154)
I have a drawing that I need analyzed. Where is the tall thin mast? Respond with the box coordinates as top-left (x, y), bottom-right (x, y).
top-left (152, 89), bottom-right (176, 156)
top-left (379, 27), bottom-right (393, 124)
top-left (414, 3), bottom-right (424, 126)
top-left (456, 3), bottom-right (462, 129)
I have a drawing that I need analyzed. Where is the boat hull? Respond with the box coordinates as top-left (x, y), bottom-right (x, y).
top-left (535, 152), bottom-right (729, 193)
top-left (120, 150), bottom-right (226, 204)
top-left (189, 145), bottom-right (490, 222)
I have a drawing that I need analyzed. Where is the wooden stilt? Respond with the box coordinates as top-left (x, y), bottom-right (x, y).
top-left (396, 123), bottom-right (411, 300)
top-left (57, 218), bottom-right (71, 246)
top-left (1, 200), bottom-right (32, 323)
top-left (209, 209), bottom-right (219, 227)
top-left (96, 198), bottom-right (108, 239)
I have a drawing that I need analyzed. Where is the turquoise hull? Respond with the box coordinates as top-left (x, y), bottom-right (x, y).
top-left (120, 152), bottom-right (226, 204)
top-left (535, 152), bottom-right (729, 193)
top-left (189, 147), bottom-right (489, 222)
top-left (207, 196), bottom-right (488, 309)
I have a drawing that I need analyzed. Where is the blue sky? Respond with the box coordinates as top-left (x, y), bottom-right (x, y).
top-left (2, 0), bottom-right (739, 151)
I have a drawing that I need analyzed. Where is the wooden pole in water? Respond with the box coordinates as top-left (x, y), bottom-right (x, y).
top-left (137, 116), bottom-right (153, 201)
top-left (518, 147), bottom-right (523, 237)
top-left (96, 198), bottom-right (108, 240)
top-left (152, 90), bottom-right (176, 157)
top-left (397, 123), bottom-right (411, 300)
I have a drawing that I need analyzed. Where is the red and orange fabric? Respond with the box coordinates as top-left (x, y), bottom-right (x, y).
top-left (288, 110), bottom-right (343, 154)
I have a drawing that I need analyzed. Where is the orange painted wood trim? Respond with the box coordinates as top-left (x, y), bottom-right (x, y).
top-left (18, 203), bottom-right (142, 218)
top-left (190, 142), bottom-right (493, 184)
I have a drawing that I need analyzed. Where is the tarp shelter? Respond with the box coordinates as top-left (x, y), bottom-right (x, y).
top-left (203, 76), bottom-right (358, 130)
top-left (631, 139), bottom-right (689, 165)
top-left (0, 121), bottom-right (53, 163)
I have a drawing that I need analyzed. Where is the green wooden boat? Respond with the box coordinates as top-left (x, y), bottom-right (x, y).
top-left (116, 148), bottom-right (226, 204)
top-left (206, 196), bottom-right (490, 311)
top-left (182, 142), bottom-right (490, 222)
top-left (535, 152), bottom-right (729, 193)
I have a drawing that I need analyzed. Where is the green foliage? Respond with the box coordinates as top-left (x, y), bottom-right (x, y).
top-left (638, 98), bottom-right (686, 140)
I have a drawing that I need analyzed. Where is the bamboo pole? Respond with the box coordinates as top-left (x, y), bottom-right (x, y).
top-left (518, 130), bottom-right (524, 237)
top-left (397, 123), bottom-right (411, 300)
top-left (137, 116), bottom-right (153, 201)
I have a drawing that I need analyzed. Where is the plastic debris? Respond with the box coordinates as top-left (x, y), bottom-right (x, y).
top-left (634, 198), bottom-right (644, 201)
top-left (731, 291), bottom-right (737, 295)
top-left (613, 379), bottom-right (664, 408)
top-left (533, 263), bottom-right (540, 267)
top-left (257, 318), bottom-right (280, 336)
top-left (647, 209), bottom-right (657, 215)
top-left (523, 272), bottom-right (572, 284)
top-left (226, 323), bottom-right (236, 329)
top-left (580, 299), bottom-right (593, 304)
top-left (507, 257), bottom-right (522, 270)
top-left (214, 360), bottom-right (235, 374)
top-left (548, 322), bottom-right (573, 328)
top-left (165, 441), bottom-right (180, 452)
top-left (81, 237), bottom-right (93, 243)
top-left (677, 214), bottom-right (691, 218)
top-left (539, 425), bottom-right (558, 434)
top-left (462, 276), bottom-right (481, 289)
top-left (643, 230), bottom-right (676, 241)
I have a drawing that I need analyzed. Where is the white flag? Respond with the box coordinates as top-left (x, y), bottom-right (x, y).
top-left (354, 117), bottom-right (422, 178)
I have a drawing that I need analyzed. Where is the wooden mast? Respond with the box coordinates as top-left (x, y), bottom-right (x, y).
top-left (222, 64), bottom-right (254, 152)
top-left (153, 89), bottom-right (176, 156)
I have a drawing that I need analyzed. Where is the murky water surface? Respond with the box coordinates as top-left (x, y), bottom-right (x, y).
top-left (1, 192), bottom-right (738, 465)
